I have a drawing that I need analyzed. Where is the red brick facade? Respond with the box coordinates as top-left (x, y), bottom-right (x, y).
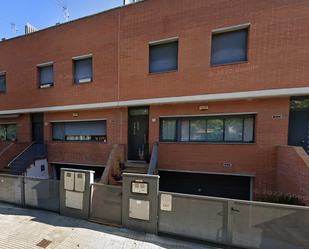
top-left (277, 146), bottom-right (309, 205)
top-left (0, 0), bottom-right (309, 201)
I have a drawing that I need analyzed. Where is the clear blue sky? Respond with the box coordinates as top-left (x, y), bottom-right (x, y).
top-left (0, 0), bottom-right (124, 39)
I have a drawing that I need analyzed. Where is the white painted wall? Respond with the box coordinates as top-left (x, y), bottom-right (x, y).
top-left (25, 159), bottom-right (49, 179)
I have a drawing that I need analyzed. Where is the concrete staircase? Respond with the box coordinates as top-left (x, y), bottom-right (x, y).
top-left (115, 161), bottom-right (149, 186)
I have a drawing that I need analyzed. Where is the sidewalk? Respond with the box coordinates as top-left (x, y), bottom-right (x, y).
top-left (0, 202), bottom-right (222, 249)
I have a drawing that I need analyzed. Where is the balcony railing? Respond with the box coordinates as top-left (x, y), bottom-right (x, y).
top-left (8, 142), bottom-right (47, 175)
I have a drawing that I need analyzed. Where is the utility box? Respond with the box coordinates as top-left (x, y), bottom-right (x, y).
top-left (122, 173), bottom-right (159, 235)
top-left (75, 172), bottom-right (85, 192)
top-left (64, 171), bottom-right (74, 190)
top-left (60, 168), bottom-right (94, 220)
top-left (129, 199), bottom-right (150, 220)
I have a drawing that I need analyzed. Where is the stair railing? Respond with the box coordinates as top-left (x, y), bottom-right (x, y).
top-left (8, 142), bottom-right (47, 175)
top-left (148, 142), bottom-right (158, 175)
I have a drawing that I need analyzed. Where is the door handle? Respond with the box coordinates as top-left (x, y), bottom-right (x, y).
top-left (144, 134), bottom-right (147, 144)
top-left (231, 207), bottom-right (240, 212)
top-left (301, 140), bottom-right (305, 144)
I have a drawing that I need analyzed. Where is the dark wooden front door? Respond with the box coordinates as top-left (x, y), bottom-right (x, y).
top-left (288, 110), bottom-right (309, 153)
top-left (128, 107), bottom-right (149, 160)
top-left (32, 113), bottom-right (44, 142)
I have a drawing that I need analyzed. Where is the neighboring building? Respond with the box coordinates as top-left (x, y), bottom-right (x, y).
top-left (0, 0), bottom-right (309, 203)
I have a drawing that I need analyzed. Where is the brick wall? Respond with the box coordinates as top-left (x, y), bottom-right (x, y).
top-left (149, 97), bottom-right (290, 198)
top-left (277, 146), bottom-right (309, 206)
top-left (0, 114), bottom-right (31, 143)
top-left (45, 108), bottom-right (128, 165)
top-left (0, 142), bottom-right (29, 169)
top-left (0, 0), bottom-right (309, 110)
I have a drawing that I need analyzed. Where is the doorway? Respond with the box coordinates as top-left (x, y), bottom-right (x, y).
top-left (32, 113), bottom-right (44, 142)
top-left (288, 98), bottom-right (309, 153)
top-left (128, 107), bottom-right (149, 160)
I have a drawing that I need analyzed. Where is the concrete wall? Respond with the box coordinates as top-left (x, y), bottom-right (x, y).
top-left (26, 159), bottom-right (49, 179)
top-left (277, 146), bottom-right (309, 206)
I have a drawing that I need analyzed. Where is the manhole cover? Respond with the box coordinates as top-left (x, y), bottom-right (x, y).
top-left (36, 239), bottom-right (52, 248)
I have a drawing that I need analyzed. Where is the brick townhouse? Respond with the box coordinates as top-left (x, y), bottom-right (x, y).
top-left (0, 0), bottom-right (309, 203)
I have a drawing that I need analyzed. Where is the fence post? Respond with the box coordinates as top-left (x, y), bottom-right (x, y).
top-left (227, 200), bottom-right (234, 247)
top-left (122, 173), bottom-right (160, 235)
top-left (21, 176), bottom-right (25, 206)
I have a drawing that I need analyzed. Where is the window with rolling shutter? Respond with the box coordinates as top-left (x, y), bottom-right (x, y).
top-left (211, 28), bottom-right (248, 66)
top-left (149, 40), bottom-right (178, 74)
top-left (0, 72), bottom-right (6, 94)
top-left (39, 65), bottom-right (54, 88)
top-left (52, 120), bottom-right (107, 142)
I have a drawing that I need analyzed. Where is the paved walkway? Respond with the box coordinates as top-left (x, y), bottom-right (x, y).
top-left (0, 202), bottom-right (222, 249)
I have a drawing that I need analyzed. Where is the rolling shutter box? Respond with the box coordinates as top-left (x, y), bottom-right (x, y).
top-left (64, 121), bottom-right (106, 136)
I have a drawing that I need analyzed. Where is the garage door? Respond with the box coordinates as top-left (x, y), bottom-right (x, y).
top-left (159, 171), bottom-right (252, 200)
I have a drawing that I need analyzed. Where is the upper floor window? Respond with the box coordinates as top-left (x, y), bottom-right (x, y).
top-left (211, 24), bottom-right (249, 66)
top-left (149, 38), bottom-right (178, 74)
top-left (160, 114), bottom-right (255, 143)
top-left (0, 124), bottom-right (17, 141)
top-left (38, 62), bottom-right (53, 88)
top-left (0, 71), bottom-right (6, 94)
top-left (73, 54), bottom-right (93, 84)
top-left (52, 120), bottom-right (107, 142)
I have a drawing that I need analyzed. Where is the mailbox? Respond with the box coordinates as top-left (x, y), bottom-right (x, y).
top-left (75, 172), bottom-right (85, 192)
top-left (64, 171), bottom-right (74, 190)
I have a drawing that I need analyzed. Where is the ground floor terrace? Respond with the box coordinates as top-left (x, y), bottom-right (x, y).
top-left (0, 96), bottom-right (308, 204)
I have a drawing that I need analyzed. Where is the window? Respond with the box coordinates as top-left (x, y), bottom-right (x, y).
top-left (211, 27), bottom-right (248, 66)
top-left (0, 71), bottom-right (6, 94)
top-left (38, 63), bottom-right (53, 88)
top-left (160, 115), bottom-right (254, 143)
top-left (149, 40), bottom-right (178, 74)
top-left (52, 120), bottom-right (107, 141)
top-left (0, 124), bottom-right (17, 140)
top-left (73, 55), bottom-right (93, 84)
top-left (161, 119), bottom-right (177, 141)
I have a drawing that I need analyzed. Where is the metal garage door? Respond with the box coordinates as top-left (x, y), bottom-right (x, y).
top-left (159, 171), bottom-right (252, 200)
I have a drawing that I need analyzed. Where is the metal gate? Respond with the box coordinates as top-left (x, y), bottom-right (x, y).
top-left (89, 184), bottom-right (122, 227)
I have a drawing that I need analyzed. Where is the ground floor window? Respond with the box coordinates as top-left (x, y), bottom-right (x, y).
top-left (0, 124), bottom-right (17, 141)
top-left (160, 114), bottom-right (255, 143)
top-left (52, 120), bottom-right (107, 142)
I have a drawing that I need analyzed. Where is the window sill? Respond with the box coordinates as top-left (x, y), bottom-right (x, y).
top-left (73, 80), bottom-right (93, 85)
top-left (148, 70), bottom-right (178, 75)
top-left (159, 141), bottom-right (256, 145)
top-left (51, 140), bottom-right (107, 143)
top-left (39, 84), bottom-right (53, 89)
top-left (210, 61), bottom-right (248, 67)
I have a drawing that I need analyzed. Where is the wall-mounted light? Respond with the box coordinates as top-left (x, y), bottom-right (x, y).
top-left (152, 118), bottom-right (157, 123)
top-left (73, 113), bottom-right (79, 117)
top-left (199, 105), bottom-right (209, 111)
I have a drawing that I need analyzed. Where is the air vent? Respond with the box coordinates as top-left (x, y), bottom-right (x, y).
top-left (223, 163), bottom-right (232, 167)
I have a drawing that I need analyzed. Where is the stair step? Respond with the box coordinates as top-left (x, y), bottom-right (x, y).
top-left (115, 180), bottom-right (123, 186)
top-left (0, 168), bottom-right (10, 174)
top-left (88, 217), bottom-right (122, 228)
top-left (122, 169), bottom-right (148, 174)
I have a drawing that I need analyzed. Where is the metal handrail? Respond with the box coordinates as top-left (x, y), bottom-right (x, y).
top-left (147, 142), bottom-right (158, 175)
top-left (8, 142), bottom-right (34, 167)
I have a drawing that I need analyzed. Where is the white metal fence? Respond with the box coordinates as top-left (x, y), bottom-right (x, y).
top-left (0, 173), bottom-right (60, 212)
top-left (159, 192), bottom-right (309, 249)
